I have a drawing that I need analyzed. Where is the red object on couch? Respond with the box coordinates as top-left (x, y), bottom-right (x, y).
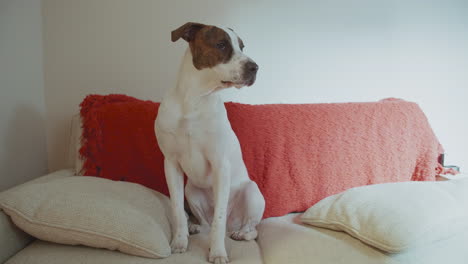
top-left (79, 94), bottom-right (443, 218)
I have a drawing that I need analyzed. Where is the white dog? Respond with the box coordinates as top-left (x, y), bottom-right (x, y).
top-left (155, 22), bottom-right (265, 264)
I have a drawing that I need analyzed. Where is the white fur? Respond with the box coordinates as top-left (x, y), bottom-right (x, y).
top-left (155, 28), bottom-right (265, 264)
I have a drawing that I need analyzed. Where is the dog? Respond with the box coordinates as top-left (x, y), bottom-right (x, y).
top-left (154, 22), bottom-right (265, 264)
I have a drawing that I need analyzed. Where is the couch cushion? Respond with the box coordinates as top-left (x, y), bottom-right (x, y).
top-left (258, 214), bottom-right (398, 264)
top-left (0, 173), bottom-right (172, 259)
top-left (301, 179), bottom-right (468, 253)
top-left (5, 233), bottom-right (262, 264)
top-left (257, 214), bottom-right (468, 264)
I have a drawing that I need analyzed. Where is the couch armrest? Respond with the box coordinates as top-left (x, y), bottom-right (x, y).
top-left (0, 169), bottom-right (75, 263)
top-left (0, 209), bottom-right (33, 263)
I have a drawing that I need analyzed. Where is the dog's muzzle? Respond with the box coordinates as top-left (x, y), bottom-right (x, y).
top-left (242, 60), bottom-right (259, 86)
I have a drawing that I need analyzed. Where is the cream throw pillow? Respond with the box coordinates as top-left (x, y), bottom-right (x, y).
top-left (0, 174), bottom-right (172, 258)
top-left (301, 179), bottom-right (468, 253)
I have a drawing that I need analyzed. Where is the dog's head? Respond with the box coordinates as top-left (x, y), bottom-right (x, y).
top-left (172, 22), bottom-right (258, 88)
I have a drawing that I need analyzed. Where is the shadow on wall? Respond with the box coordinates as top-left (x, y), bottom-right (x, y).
top-left (0, 104), bottom-right (48, 191)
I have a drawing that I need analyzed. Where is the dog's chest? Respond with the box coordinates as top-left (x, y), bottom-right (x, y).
top-left (156, 104), bottom-right (222, 187)
top-left (174, 120), bottom-right (215, 186)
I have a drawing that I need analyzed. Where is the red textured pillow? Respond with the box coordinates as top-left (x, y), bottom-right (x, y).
top-left (80, 94), bottom-right (442, 218)
top-left (79, 94), bottom-right (168, 196)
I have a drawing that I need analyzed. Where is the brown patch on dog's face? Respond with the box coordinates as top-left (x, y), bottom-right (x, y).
top-left (188, 26), bottom-right (234, 70)
top-left (172, 22), bottom-right (257, 88)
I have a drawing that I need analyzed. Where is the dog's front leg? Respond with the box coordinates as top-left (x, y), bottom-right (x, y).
top-left (164, 158), bottom-right (189, 253)
top-left (209, 163), bottom-right (231, 264)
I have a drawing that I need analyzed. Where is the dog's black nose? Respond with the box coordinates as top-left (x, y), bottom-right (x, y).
top-left (246, 61), bottom-right (259, 73)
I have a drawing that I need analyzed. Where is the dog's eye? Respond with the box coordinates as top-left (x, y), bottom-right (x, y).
top-left (216, 42), bottom-right (226, 50)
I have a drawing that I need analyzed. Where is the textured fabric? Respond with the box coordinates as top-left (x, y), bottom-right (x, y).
top-left (79, 94), bottom-right (169, 195)
top-left (0, 174), bottom-right (172, 259)
top-left (301, 179), bottom-right (468, 252)
top-left (258, 213), bottom-right (468, 264)
top-left (0, 169), bottom-right (70, 263)
top-left (79, 94), bottom-right (443, 218)
top-left (6, 233), bottom-right (262, 264)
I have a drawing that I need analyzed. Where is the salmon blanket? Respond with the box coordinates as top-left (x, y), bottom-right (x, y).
top-left (79, 95), bottom-right (443, 218)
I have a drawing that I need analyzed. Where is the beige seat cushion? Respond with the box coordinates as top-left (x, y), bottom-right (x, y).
top-left (258, 213), bottom-right (468, 264)
top-left (258, 214), bottom-right (398, 264)
top-left (6, 233), bottom-right (262, 264)
top-left (0, 172), bottom-right (172, 258)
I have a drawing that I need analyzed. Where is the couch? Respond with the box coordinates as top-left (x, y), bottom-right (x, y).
top-left (2, 171), bottom-right (468, 264)
top-left (2, 103), bottom-right (468, 264)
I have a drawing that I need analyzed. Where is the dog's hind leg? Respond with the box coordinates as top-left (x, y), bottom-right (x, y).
top-left (228, 181), bottom-right (265, 241)
top-left (185, 181), bottom-right (212, 234)
top-left (184, 210), bottom-right (202, 235)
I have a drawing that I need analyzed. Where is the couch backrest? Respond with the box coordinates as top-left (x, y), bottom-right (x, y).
top-left (69, 114), bottom-right (83, 175)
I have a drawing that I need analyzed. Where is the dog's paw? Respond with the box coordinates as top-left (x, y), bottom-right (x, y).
top-left (230, 229), bottom-right (258, 241)
top-left (170, 234), bottom-right (188, 254)
top-left (209, 247), bottom-right (229, 264)
top-left (209, 255), bottom-right (229, 264)
top-left (188, 223), bottom-right (201, 235)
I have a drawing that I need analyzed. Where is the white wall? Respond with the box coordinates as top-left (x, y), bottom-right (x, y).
top-left (0, 0), bottom-right (48, 191)
top-left (42, 0), bottom-right (468, 172)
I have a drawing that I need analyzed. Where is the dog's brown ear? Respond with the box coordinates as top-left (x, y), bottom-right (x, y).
top-left (171, 22), bottom-right (206, 42)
